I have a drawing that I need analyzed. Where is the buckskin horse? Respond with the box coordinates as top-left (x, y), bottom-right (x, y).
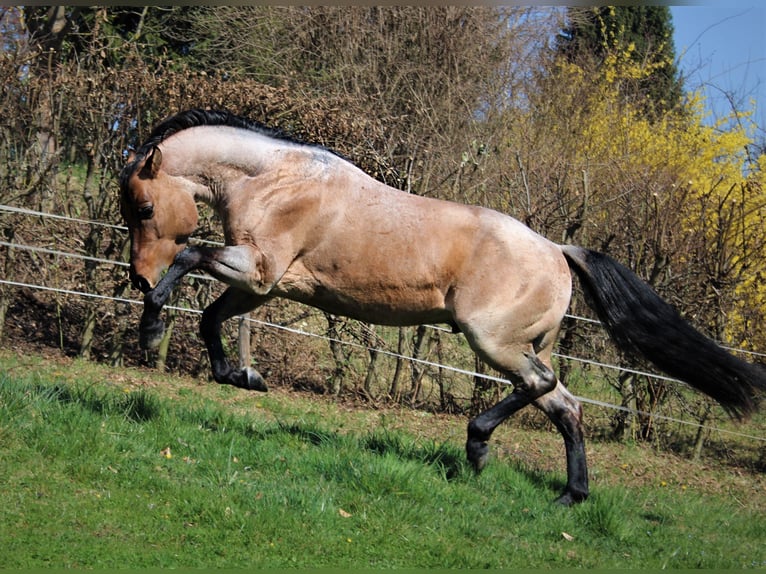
top-left (120, 109), bottom-right (764, 505)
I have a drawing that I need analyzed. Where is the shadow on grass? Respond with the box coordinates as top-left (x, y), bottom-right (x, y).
top-left (263, 421), bottom-right (568, 501)
top-left (361, 429), bottom-right (469, 481)
top-left (29, 382), bottom-right (164, 423)
top-left (18, 379), bottom-right (570, 502)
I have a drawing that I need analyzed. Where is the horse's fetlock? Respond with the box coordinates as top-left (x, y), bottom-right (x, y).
top-left (556, 486), bottom-right (589, 506)
top-left (466, 419), bottom-right (492, 472)
top-left (467, 419), bottom-right (490, 442)
top-left (466, 437), bottom-right (489, 472)
top-left (138, 313), bottom-right (165, 350)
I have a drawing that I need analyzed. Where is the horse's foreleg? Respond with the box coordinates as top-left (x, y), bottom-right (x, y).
top-left (139, 246), bottom-right (206, 349)
top-left (533, 382), bottom-right (589, 505)
top-left (139, 244), bottom-right (270, 349)
top-left (200, 286), bottom-right (270, 392)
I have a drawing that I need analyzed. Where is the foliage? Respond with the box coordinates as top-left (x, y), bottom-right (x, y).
top-left (542, 61), bottom-right (766, 351)
top-left (505, 31), bottom-right (766, 438)
top-left (22, 6), bottom-right (194, 66)
top-left (557, 6), bottom-right (683, 116)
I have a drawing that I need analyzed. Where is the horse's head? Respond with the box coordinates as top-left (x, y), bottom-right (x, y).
top-left (120, 146), bottom-right (198, 293)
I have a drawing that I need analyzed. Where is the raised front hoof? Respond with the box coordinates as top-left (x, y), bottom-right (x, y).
top-left (241, 367), bottom-right (268, 392)
top-left (220, 367), bottom-right (268, 392)
top-left (466, 439), bottom-right (490, 474)
top-left (138, 316), bottom-right (165, 350)
top-left (554, 489), bottom-right (589, 507)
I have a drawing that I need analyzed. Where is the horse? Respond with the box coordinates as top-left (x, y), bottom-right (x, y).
top-left (120, 109), bottom-right (765, 505)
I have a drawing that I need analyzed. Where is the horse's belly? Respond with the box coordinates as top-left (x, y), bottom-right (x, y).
top-left (275, 271), bottom-right (452, 326)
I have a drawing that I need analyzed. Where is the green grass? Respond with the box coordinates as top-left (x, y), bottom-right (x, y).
top-left (0, 357), bottom-right (764, 568)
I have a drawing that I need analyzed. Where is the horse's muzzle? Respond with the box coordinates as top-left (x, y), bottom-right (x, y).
top-left (129, 265), bottom-right (152, 294)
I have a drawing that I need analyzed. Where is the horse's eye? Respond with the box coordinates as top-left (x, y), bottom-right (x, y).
top-left (138, 203), bottom-right (154, 220)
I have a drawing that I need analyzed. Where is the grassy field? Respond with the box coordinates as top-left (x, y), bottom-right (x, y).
top-left (0, 349), bottom-right (764, 569)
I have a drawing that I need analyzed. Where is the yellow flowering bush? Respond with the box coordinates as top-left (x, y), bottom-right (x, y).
top-left (525, 43), bottom-right (765, 352)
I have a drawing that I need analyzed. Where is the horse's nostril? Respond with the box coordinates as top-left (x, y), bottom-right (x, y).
top-left (130, 273), bottom-right (152, 293)
top-left (129, 264), bottom-right (152, 293)
top-left (136, 276), bottom-right (151, 293)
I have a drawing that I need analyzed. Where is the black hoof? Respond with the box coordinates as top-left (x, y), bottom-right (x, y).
top-left (554, 490), bottom-right (588, 506)
top-left (139, 315), bottom-right (165, 350)
top-left (219, 367), bottom-right (268, 392)
top-left (466, 438), bottom-right (489, 473)
top-left (241, 367), bottom-right (268, 392)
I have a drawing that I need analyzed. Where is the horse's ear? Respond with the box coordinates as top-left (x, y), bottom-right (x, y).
top-left (126, 149), bottom-right (136, 163)
top-left (144, 146), bottom-right (163, 178)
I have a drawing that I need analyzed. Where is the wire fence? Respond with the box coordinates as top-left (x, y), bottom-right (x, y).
top-left (1, 203), bottom-right (765, 444)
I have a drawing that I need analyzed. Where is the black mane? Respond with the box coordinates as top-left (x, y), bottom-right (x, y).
top-left (135, 109), bottom-right (301, 157)
top-left (121, 109), bottom-right (330, 190)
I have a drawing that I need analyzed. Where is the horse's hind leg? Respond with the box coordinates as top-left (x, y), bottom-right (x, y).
top-left (466, 348), bottom-right (589, 505)
top-left (466, 351), bottom-right (557, 473)
top-left (466, 389), bottom-right (534, 473)
top-left (533, 382), bottom-right (588, 505)
top-left (200, 286), bottom-right (270, 391)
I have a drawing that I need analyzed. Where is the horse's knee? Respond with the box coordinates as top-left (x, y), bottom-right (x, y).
top-left (206, 244), bottom-right (277, 295)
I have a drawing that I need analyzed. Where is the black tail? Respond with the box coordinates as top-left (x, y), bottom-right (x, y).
top-left (562, 245), bottom-right (766, 419)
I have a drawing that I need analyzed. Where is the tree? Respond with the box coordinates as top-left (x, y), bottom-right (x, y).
top-left (22, 6), bottom-right (197, 66)
top-left (557, 6), bottom-right (683, 116)
top-left (518, 30), bottom-right (766, 441)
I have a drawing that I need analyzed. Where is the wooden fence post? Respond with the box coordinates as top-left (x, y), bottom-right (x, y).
top-left (238, 313), bottom-right (251, 369)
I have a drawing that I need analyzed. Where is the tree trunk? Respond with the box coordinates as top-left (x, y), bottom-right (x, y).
top-left (470, 356), bottom-right (497, 416)
top-left (389, 327), bottom-right (406, 401)
top-left (363, 348), bottom-right (379, 397)
top-left (79, 306), bottom-right (98, 359)
top-left (360, 323), bottom-right (379, 397)
top-left (325, 314), bottom-right (347, 395)
top-left (155, 288), bottom-right (180, 372)
top-left (0, 232), bottom-right (15, 340)
top-left (409, 324), bottom-right (431, 405)
top-left (613, 371), bottom-right (639, 441)
top-left (692, 403), bottom-right (711, 462)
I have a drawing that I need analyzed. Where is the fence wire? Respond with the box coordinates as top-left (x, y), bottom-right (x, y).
top-left (1, 276), bottom-right (764, 444)
top-left (2, 204), bottom-right (765, 443)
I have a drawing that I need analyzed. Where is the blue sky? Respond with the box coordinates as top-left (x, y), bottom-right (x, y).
top-left (670, 2), bottom-right (765, 130)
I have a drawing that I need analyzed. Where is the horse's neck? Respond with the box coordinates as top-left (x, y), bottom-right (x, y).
top-left (176, 127), bottom-right (285, 171)
top-left (166, 127), bottom-right (283, 204)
